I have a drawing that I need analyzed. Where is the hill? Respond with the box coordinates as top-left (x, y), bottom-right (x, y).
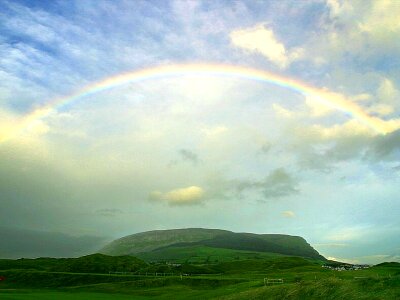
top-left (0, 253), bottom-right (147, 273)
top-left (374, 262), bottom-right (400, 268)
top-left (100, 228), bottom-right (325, 261)
top-left (100, 228), bottom-right (230, 256)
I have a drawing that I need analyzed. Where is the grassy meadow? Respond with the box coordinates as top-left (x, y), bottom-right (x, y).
top-left (0, 253), bottom-right (399, 299)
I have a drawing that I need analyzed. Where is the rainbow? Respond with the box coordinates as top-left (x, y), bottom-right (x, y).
top-left (1, 63), bottom-right (396, 143)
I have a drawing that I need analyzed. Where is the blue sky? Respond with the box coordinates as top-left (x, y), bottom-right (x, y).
top-left (0, 0), bottom-right (399, 263)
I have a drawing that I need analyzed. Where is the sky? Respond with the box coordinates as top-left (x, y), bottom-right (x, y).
top-left (0, 0), bottom-right (399, 264)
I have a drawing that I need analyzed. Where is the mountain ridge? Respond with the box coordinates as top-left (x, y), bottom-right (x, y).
top-left (100, 228), bottom-right (325, 261)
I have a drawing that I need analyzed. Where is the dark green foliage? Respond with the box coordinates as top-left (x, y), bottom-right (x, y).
top-left (0, 270), bottom-right (141, 288)
top-left (0, 253), bottom-right (147, 273)
top-left (60, 254), bottom-right (147, 273)
top-left (159, 232), bottom-right (324, 260)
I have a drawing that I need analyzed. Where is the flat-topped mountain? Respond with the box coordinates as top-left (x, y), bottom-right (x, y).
top-left (100, 228), bottom-right (325, 261)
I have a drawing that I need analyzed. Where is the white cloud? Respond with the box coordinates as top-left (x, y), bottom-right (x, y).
top-left (328, 254), bottom-right (400, 265)
top-left (0, 110), bottom-right (20, 143)
top-left (367, 104), bottom-right (394, 117)
top-left (323, 0), bottom-right (400, 61)
top-left (230, 24), bottom-right (299, 69)
top-left (327, 256), bottom-right (359, 264)
top-left (352, 93), bottom-right (372, 103)
top-left (357, 0), bottom-right (400, 39)
top-left (327, 226), bottom-right (370, 242)
top-left (201, 125), bottom-right (228, 138)
top-left (364, 78), bottom-right (399, 117)
top-left (308, 120), bottom-right (376, 140)
top-left (0, 109), bottom-right (50, 144)
top-left (272, 103), bottom-right (295, 118)
top-left (378, 78), bottom-right (399, 106)
top-left (326, 0), bottom-right (353, 19)
top-left (25, 120), bottom-right (50, 136)
top-left (149, 186), bottom-right (205, 206)
top-left (315, 243), bottom-right (348, 248)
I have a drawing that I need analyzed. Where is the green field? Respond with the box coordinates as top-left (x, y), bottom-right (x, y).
top-left (0, 254), bottom-right (399, 299)
top-left (0, 290), bottom-right (143, 300)
top-left (136, 245), bottom-right (286, 263)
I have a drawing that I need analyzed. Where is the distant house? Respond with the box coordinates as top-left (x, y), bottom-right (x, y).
top-left (322, 264), bottom-right (370, 271)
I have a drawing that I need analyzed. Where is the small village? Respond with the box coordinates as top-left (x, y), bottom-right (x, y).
top-left (322, 264), bottom-right (370, 271)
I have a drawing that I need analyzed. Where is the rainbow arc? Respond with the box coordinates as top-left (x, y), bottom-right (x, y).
top-left (1, 63), bottom-right (396, 143)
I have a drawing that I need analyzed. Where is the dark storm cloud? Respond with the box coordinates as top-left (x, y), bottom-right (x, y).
top-left (291, 129), bottom-right (400, 173)
top-left (168, 149), bottom-right (200, 167)
top-left (178, 149), bottom-right (199, 164)
top-left (368, 129), bottom-right (400, 160)
top-left (0, 227), bottom-right (108, 258)
top-left (259, 142), bottom-right (272, 155)
top-left (0, 144), bottom-right (75, 229)
top-left (261, 168), bottom-right (299, 198)
top-left (234, 168), bottom-right (299, 199)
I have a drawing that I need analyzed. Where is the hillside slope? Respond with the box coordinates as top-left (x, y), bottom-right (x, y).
top-left (0, 253), bottom-right (147, 273)
top-left (100, 228), bottom-right (325, 260)
top-left (100, 228), bottom-right (229, 256)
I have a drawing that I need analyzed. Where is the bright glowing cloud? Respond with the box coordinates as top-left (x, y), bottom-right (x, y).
top-left (25, 120), bottom-right (50, 136)
top-left (327, 257), bottom-right (359, 264)
top-left (282, 211), bottom-right (295, 218)
top-left (201, 125), bottom-right (228, 137)
top-left (272, 103), bottom-right (294, 118)
top-left (149, 186), bottom-right (205, 206)
top-left (305, 95), bottom-right (336, 117)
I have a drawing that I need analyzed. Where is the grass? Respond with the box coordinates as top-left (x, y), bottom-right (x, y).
top-left (0, 290), bottom-right (147, 300)
top-left (136, 245), bottom-right (285, 264)
top-left (220, 276), bottom-right (400, 300)
top-left (1, 275), bottom-right (399, 299)
top-left (0, 254), bottom-right (399, 299)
